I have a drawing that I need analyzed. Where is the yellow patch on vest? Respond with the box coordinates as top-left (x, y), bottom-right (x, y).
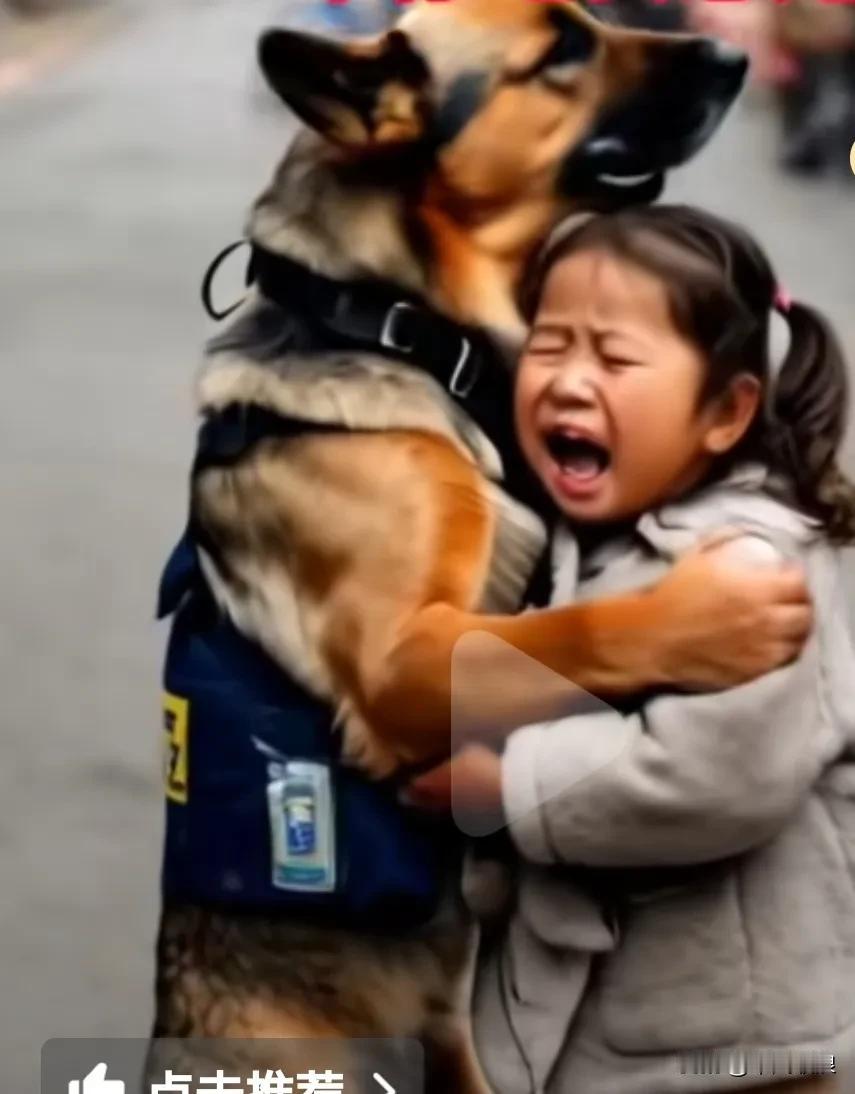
top-left (163, 691), bottom-right (189, 804)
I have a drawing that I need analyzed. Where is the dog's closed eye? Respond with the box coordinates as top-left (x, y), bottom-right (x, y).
top-left (541, 62), bottom-right (584, 93)
top-left (505, 8), bottom-right (596, 90)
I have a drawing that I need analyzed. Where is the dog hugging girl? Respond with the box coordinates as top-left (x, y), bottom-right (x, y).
top-left (408, 204), bottom-right (855, 1093)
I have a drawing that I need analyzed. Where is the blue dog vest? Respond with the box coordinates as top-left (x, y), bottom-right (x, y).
top-left (157, 416), bottom-right (459, 928)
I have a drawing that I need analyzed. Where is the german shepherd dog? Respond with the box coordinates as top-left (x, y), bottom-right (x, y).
top-left (153, 1), bottom-right (746, 1089)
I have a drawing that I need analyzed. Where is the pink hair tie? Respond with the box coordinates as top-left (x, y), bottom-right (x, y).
top-left (774, 286), bottom-right (792, 314)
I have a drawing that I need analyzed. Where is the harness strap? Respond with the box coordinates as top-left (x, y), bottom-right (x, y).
top-left (200, 242), bottom-right (552, 516)
top-left (193, 404), bottom-right (342, 473)
top-left (249, 246), bottom-right (485, 398)
top-left (158, 410), bottom-right (345, 622)
top-left (201, 241), bottom-right (492, 400)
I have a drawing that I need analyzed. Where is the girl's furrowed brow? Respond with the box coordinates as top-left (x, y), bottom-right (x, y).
top-left (530, 322), bottom-right (572, 338)
top-left (593, 322), bottom-right (654, 351)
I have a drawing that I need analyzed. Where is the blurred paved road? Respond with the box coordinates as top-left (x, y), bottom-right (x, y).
top-left (0, 4), bottom-right (852, 1092)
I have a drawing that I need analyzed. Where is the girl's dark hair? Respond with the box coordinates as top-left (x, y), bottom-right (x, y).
top-left (520, 204), bottom-right (855, 544)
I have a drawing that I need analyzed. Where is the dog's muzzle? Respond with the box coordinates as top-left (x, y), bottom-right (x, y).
top-left (575, 36), bottom-right (749, 184)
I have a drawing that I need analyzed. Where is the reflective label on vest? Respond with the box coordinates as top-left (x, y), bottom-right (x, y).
top-left (267, 760), bottom-right (336, 893)
top-left (163, 691), bottom-right (189, 804)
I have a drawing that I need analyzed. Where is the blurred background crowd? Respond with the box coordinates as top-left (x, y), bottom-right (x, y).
top-left (0, 2), bottom-right (852, 1093)
top-left (680, 0), bottom-right (855, 176)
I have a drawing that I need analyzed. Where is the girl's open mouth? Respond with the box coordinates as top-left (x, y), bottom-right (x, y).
top-left (545, 431), bottom-right (612, 498)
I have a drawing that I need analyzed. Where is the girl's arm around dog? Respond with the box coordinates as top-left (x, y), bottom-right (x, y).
top-left (502, 534), bottom-right (848, 868)
top-left (374, 537), bottom-right (812, 760)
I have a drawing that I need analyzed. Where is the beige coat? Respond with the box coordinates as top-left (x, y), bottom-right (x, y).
top-left (469, 465), bottom-right (855, 1093)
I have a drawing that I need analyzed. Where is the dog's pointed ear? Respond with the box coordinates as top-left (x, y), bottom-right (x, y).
top-left (258, 28), bottom-right (431, 149)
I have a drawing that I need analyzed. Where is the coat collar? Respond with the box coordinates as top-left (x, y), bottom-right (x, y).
top-left (635, 461), bottom-right (818, 558)
top-left (551, 462), bottom-right (819, 591)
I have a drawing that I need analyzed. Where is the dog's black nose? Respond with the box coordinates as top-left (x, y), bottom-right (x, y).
top-left (694, 36), bottom-right (749, 76)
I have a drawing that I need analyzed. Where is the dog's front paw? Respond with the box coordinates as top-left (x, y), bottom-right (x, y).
top-left (336, 702), bottom-right (401, 780)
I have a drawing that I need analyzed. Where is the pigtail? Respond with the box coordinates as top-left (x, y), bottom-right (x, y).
top-left (764, 301), bottom-right (855, 544)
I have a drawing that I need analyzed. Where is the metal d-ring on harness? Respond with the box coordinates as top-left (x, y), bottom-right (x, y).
top-left (200, 238), bottom-right (256, 321)
top-left (379, 300), bottom-right (475, 399)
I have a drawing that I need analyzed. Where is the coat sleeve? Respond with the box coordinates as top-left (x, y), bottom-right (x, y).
top-left (503, 614), bottom-right (839, 868)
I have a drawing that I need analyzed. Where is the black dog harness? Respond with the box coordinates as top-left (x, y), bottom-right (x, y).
top-left (200, 240), bottom-right (547, 507)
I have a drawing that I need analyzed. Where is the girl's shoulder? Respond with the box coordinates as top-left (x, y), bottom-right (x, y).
top-left (639, 462), bottom-right (822, 563)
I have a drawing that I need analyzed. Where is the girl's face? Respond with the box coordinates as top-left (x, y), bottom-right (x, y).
top-left (515, 248), bottom-right (759, 524)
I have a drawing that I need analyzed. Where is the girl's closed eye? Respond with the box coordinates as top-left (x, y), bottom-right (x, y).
top-left (602, 352), bottom-right (643, 370)
top-left (526, 326), bottom-right (569, 356)
top-left (599, 339), bottom-right (646, 370)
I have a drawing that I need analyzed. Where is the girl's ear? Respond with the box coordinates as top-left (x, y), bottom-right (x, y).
top-left (701, 372), bottom-right (762, 456)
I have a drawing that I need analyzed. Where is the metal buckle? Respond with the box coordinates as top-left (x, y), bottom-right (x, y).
top-left (448, 336), bottom-right (476, 398)
top-left (381, 301), bottom-right (477, 399)
top-left (379, 301), bottom-right (418, 353)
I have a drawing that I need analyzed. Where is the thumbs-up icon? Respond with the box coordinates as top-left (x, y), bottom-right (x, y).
top-left (68, 1062), bottom-right (125, 1094)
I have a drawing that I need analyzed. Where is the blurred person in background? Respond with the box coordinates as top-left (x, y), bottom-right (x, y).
top-left (688, 0), bottom-right (855, 175)
top-left (772, 0), bottom-right (855, 176)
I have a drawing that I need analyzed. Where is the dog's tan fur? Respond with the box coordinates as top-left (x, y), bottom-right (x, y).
top-left (154, 4), bottom-right (747, 1088)
top-left (195, 341), bottom-right (547, 773)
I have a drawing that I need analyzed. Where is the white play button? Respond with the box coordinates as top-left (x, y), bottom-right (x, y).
top-left (372, 1073), bottom-right (395, 1094)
